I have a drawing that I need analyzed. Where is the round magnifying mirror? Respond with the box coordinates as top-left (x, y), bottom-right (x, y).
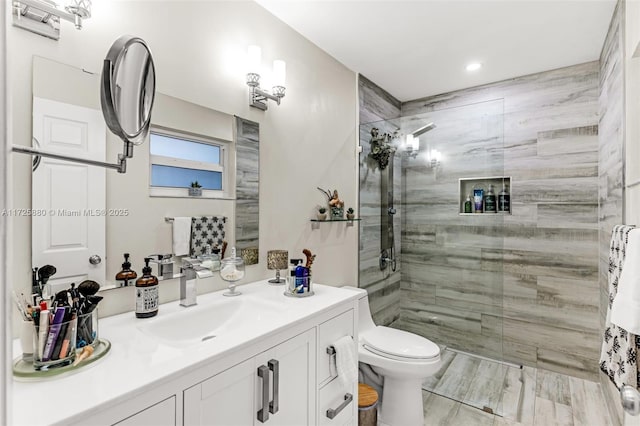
top-left (101, 36), bottom-right (156, 146)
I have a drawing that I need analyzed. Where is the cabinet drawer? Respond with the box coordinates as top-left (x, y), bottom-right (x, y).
top-left (319, 377), bottom-right (355, 426)
top-left (114, 396), bottom-right (176, 426)
top-left (318, 309), bottom-right (354, 386)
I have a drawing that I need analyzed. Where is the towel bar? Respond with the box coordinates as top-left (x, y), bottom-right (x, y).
top-left (327, 346), bottom-right (336, 355)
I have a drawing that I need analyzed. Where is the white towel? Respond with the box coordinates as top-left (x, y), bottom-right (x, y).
top-left (612, 229), bottom-right (640, 334)
top-left (600, 225), bottom-right (639, 389)
top-left (172, 217), bottom-right (191, 256)
top-left (332, 335), bottom-right (358, 389)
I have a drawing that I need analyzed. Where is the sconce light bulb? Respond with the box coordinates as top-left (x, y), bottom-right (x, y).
top-left (273, 60), bottom-right (286, 87)
top-left (247, 45), bottom-right (262, 74)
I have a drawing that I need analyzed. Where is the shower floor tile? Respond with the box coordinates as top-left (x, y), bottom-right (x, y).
top-left (422, 349), bottom-right (612, 426)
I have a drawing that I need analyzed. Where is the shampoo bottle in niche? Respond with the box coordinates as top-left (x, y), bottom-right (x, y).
top-left (115, 253), bottom-right (137, 287)
top-left (463, 194), bottom-right (473, 213)
top-left (473, 186), bottom-right (484, 213)
top-left (135, 257), bottom-right (159, 318)
top-left (499, 185), bottom-right (511, 212)
top-left (484, 184), bottom-right (497, 213)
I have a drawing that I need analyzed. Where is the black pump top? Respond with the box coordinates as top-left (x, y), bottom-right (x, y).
top-left (142, 257), bottom-right (153, 275)
top-left (122, 253), bottom-right (132, 269)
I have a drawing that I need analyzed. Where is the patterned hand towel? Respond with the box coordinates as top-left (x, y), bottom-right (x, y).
top-left (600, 224), bottom-right (639, 389)
top-left (190, 216), bottom-right (226, 257)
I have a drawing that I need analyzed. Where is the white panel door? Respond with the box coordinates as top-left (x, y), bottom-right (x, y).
top-left (32, 97), bottom-right (106, 292)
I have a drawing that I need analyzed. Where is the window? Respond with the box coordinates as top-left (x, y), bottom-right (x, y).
top-left (149, 129), bottom-right (229, 198)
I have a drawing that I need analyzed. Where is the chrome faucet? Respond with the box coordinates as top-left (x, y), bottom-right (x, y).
top-left (180, 262), bottom-right (197, 307)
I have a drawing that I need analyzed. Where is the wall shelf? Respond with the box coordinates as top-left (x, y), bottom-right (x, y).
top-left (459, 176), bottom-right (511, 215)
top-left (310, 218), bottom-right (361, 222)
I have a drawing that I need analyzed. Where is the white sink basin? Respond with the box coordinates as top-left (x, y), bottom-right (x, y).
top-left (137, 297), bottom-right (280, 347)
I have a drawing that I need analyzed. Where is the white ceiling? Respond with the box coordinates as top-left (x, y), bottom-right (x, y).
top-left (255, 0), bottom-right (617, 102)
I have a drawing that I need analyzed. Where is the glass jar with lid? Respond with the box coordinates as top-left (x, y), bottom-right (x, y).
top-left (220, 247), bottom-right (245, 296)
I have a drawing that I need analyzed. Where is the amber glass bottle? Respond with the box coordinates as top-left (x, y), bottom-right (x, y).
top-left (115, 253), bottom-right (137, 288)
top-left (135, 257), bottom-right (159, 318)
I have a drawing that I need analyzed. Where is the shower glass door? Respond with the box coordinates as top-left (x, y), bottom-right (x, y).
top-left (359, 99), bottom-right (509, 415)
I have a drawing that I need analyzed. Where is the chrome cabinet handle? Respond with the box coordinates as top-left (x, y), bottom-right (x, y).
top-left (257, 365), bottom-right (270, 423)
top-left (268, 359), bottom-right (279, 414)
top-left (326, 393), bottom-right (353, 419)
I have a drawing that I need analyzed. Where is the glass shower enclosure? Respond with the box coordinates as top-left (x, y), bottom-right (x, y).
top-left (359, 99), bottom-right (511, 414)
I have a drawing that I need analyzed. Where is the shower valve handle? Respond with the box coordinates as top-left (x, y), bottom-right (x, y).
top-left (388, 207), bottom-right (396, 215)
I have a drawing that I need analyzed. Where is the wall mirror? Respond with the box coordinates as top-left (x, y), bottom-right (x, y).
top-left (29, 55), bottom-right (260, 293)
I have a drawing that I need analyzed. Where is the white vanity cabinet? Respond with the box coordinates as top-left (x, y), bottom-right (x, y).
top-left (184, 328), bottom-right (316, 426)
top-left (13, 283), bottom-right (359, 426)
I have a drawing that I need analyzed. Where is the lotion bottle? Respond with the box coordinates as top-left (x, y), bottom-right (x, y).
top-left (499, 185), bottom-right (511, 212)
top-left (463, 195), bottom-right (473, 213)
top-left (115, 253), bottom-right (137, 287)
top-left (485, 184), bottom-right (497, 213)
top-left (135, 258), bottom-right (159, 318)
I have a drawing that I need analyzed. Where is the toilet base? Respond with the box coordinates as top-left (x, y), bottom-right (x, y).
top-left (379, 376), bottom-right (424, 426)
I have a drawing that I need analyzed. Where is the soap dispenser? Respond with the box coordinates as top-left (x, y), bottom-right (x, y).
top-left (135, 257), bottom-right (159, 318)
top-left (115, 253), bottom-right (137, 288)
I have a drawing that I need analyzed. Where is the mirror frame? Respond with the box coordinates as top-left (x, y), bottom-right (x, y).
top-left (100, 35), bottom-right (156, 147)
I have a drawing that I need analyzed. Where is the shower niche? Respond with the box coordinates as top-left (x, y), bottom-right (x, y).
top-left (459, 176), bottom-right (511, 215)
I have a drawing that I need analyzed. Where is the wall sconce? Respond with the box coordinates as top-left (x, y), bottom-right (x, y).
top-left (405, 134), bottom-right (419, 158)
top-left (246, 45), bottom-right (286, 111)
top-left (12, 0), bottom-right (91, 40)
top-left (425, 149), bottom-right (442, 168)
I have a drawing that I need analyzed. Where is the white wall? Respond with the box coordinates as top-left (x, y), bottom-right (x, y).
top-left (8, 1), bottom-right (358, 327)
top-left (1, 0), bottom-right (11, 422)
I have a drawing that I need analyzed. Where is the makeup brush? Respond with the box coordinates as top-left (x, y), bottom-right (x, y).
top-left (78, 280), bottom-right (101, 297)
top-left (37, 265), bottom-right (57, 285)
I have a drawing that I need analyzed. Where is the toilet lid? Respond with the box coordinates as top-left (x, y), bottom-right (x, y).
top-left (362, 326), bottom-right (440, 361)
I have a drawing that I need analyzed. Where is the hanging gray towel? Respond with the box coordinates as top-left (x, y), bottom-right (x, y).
top-left (190, 216), bottom-right (226, 257)
top-left (600, 224), bottom-right (639, 389)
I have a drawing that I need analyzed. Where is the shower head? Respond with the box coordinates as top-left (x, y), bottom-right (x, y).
top-left (411, 122), bottom-right (436, 137)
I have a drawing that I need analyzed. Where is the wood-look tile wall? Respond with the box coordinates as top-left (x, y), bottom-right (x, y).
top-left (598, 1), bottom-right (625, 424)
top-left (358, 75), bottom-right (403, 326)
top-left (398, 62), bottom-right (601, 380)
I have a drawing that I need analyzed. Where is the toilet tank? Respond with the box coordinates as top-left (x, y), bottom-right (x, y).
top-left (341, 286), bottom-right (376, 334)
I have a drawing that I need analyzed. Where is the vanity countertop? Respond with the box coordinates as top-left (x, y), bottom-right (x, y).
top-left (11, 281), bottom-right (360, 426)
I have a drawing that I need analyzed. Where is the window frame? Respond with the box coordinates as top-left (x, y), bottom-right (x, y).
top-left (148, 126), bottom-right (231, 199)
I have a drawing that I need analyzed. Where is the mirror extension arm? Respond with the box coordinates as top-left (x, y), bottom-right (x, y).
top-left (12, 142), bottom-right (130, 173)
top-left (14, 35), bottom-right (155, 174)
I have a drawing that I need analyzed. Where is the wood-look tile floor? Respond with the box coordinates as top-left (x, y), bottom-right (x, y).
top-left (422, 350), bottom-right (612, 426)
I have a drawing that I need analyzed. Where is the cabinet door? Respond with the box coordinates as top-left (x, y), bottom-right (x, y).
top-left (184, 358), bottom-right (256, 426)
top-left (255, 329), bottom-right (316, 426)
top-left (114, 396), bottom-right (176, 426)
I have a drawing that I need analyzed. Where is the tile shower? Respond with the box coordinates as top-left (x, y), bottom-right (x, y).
top-left (358, 60), bottom-right (616, 420)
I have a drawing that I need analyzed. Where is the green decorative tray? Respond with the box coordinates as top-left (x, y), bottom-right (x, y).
top-left (13, 339), bottom-right (111, 380)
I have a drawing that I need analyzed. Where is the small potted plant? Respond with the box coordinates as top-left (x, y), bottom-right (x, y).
top-left (346, 207), bottom-right (355, 220)
top-left (317, 207), bottom-right (327, 221)
top-left (189, 181), bottom-right (203, 197)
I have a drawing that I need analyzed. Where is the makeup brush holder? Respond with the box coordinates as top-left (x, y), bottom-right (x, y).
top-left (285, 274), bottom-right (314, 298)
top-left (33, 316), bottom-right (77, 371)
top-left (77, 310), bottom-right (99, 348)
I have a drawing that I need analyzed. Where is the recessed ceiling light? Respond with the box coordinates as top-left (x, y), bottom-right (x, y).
top-left (466, 62), bottom-right (482, 72)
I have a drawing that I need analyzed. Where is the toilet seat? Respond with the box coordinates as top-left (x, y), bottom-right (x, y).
top-left (361, 326), bottom-right (440, 361)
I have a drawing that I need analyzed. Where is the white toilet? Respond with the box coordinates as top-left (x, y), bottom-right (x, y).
top-left (350, 287), bottom-right (441, 426)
